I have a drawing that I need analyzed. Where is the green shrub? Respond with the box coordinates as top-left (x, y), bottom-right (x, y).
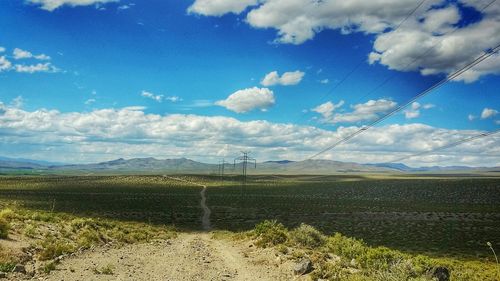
top-left (0, 209), bottom-right (16, 220)
top-left (362, 246), bottom-right (406, 270)
top-left (326, 233), bottom-right (367, 260)
top-left (38, 238), bottom-right (76, 260)
top-left (0, 262), bottom-right (15, 272)
top-left (290, 223), bottom-right (326, 249)
top-left (0, 218), bottom-right (10, 239)
top-left (43, 261), bottom-right (57, 273)
top-left (254, 220), bottom-right (288, 247)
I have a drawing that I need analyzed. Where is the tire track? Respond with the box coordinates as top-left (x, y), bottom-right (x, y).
top-left (163, 175), bottom-right (211, 231)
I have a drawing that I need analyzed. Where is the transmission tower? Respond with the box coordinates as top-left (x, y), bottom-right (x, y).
top-left (234, 151), bottom-right (256, 183)
top-left (218, 159), bottom-right (227, 181)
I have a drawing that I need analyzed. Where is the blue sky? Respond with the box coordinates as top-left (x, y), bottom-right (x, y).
top-left (0, 0), bottom-right (499, 166)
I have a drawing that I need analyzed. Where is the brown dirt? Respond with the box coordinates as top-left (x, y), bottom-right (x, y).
top-left (43, 233), bottom-right (299, 281)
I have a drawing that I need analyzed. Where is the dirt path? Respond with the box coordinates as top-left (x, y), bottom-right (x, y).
top-left (45, 232), bottom-right (296, 281)
top-left (163, 175), bottom-right (211, 230)
top-left (42, 177), bottom-right (298, 280)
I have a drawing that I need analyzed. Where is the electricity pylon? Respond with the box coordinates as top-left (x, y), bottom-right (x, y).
top-left (218, 159), bottom-right (227, 181)
top-left (234, 151), bottom-right (256, 184)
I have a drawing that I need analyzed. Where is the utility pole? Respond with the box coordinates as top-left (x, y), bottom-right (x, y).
top-left (218, 159), bottom-right (227, 182)
top-left (234, 151), bottom-right (256, 184)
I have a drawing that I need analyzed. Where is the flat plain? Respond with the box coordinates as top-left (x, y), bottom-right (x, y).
top-left (0, 174), bottom-right (498, 260)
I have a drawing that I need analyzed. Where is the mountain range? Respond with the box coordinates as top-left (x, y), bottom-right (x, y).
top-left (1, 156), bottom-right (498, 175)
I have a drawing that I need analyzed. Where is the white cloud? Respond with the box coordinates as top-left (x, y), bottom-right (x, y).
top-left (117, 3), bottom-right (134, 10)
top-left (27, 0), bottom-right (118, 11)
top-left (0, 47), bottom-right (5, 53)
top-left (261, 70), bottom-right (305, 86)
top-left (403, 102), bottom-right (434, 119)
top-left (141, 90), bottom-right (164, 102)
top-left (14, 63), bottom-right (59, 73)
top-left (188, 0), bottom-right (259, 16)
top-left (216, 87), bottom-right (275, 113)
top-left (84, 99), bottom-right (96, 105)
top-left (319, 79), bottom-right (329, 84)
top-left (314, 99), bottom-right (397, 124)
top-left (481, 108), bottom-right (499, 119)
top-left (468, 114), bottom-right (476, 121)
top-left (13, 48), bottom-right (51, 60)
top-left (0, 103), bottom-right (498, 167)
top-left (0, 56), bottom-right (12, 72)
top-left (369, 4), bottom-right (500, 82)
top-left (188, 0), bottom-right (500, 81)
top-left (141, 91), bottom-right (181, 103)
top-left (165, 96), bottom-right (182, 103)
top-left (312, 100), bottom-right (344, 118)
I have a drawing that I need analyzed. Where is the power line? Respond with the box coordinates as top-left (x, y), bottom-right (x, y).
top-left (383, 128), bottom-right (500, 164)
top-left (295, 0), bottom-right (428, 125)
top-left (234, 151), bottom-right (256, 183)
top-left (308, 42), bottom-right (500, 160)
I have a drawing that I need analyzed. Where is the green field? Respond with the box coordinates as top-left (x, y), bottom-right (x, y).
top-left (0, 174), bottom-right (499, 260)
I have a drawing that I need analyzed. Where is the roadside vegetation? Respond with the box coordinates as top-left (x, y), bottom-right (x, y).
top-left (0, 206), bottom-right (176, 277)
top-left (219, 220), bottom-right (500, 280)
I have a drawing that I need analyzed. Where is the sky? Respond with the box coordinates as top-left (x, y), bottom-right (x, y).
top-left (0, 0), bottom-right (499, 166)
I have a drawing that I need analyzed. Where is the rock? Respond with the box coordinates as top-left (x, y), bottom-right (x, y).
top-left (327, 254), bottom-right (341, 264)
top-left (433, 267), bottom-right (450, 281)
top-left (12, 264), bottom-right (26, 274)
top-left (293, 258), bottom-right (312, 275)
top-left (350, 258), bottom-right (358, 268)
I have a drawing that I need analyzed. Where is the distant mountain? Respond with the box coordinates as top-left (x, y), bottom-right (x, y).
top-left (0, 156), bottom-right (64, 166)
top-left (369, 162), bottom-right (498, 172)
top-left (55, 157), bottom-right (216, 173)
top-left (256, 159), bottom-right (396, 174)
top-left (264, 160), bottom-right (295, 164)
top-left (0, 156), bottom-right (497, 174)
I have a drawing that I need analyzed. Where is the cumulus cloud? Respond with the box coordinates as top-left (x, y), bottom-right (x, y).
top-left (0, 48), bottom-right (59, 73)
top-left (403, 102), bottom-right (435, 119)
top-left (27, 0), bottom-right (118, 11)
top-left (468, 114), bottom-right (476, 121)
top-left (188, 0), bottom-right (259, 16)
top-left (481, 108), bottom-right (499, 119)
top-left (312, 100), bottom-right (344, 118)
top-left (0, 47), bottom-right (5, 53)
top-left (314, 99), bottom-right (397, 124)
top-left (0, 103), bottom-right (498, 166)
top-left (261, 70), bottom-right (305, 86)
top-left (13, 48), bottom-right (51, 60)
top-left (0, 56), bottom-right (12, 72)
top-left (216, 87), bottom-right (275, 113)
top-left (188, 0), bottom-right (500, 81)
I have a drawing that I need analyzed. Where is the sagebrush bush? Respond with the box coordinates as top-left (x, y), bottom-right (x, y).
top-left (326, 232), bottom-right (367, 260)
top-left (0, 218), bottom-right (10, 239)
top-left (254, 220), bottom-right (288, 247)
top-left (38, 237), bottom-right (76, 260)
top-left (290, 223), bottom-right (326, 249)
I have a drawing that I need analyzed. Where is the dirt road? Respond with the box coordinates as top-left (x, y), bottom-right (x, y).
top-left (43, 176), bottom-right (298, 280)
top-left (46, 232), bottom-right (296, 281)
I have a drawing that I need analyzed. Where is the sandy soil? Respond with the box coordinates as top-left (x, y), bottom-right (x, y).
top-left (43, 233), bottom-right (298, 281)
